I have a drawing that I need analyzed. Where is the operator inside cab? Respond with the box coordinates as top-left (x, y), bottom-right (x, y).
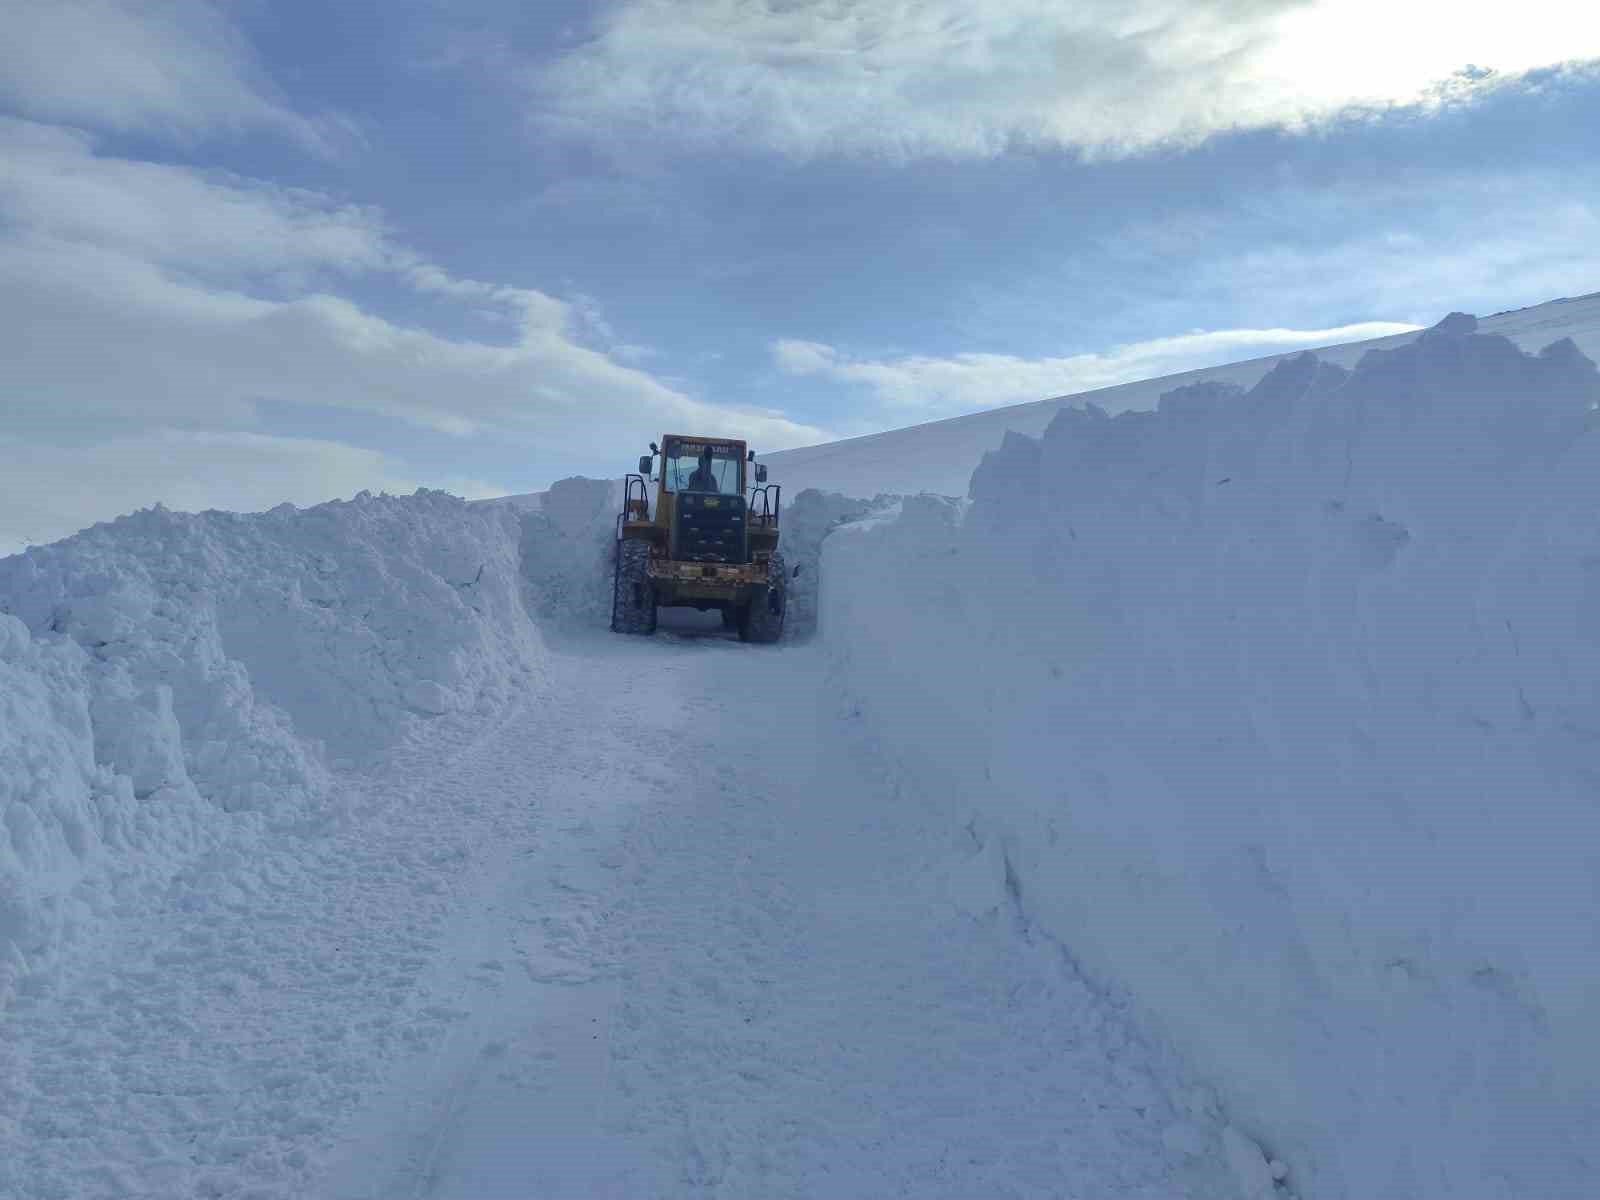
top-left (686, 446), bottom-right (721, 492)
top-left (667, 440), bottom-right (738, 493)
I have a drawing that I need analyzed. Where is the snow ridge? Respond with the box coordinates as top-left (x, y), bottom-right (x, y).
top-left (820, 315), bottom-right (1600, 1199)
top-left (0, 490), bottom-right (540, 1003)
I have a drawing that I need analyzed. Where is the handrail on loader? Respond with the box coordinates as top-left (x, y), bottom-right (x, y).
top-left (748, 483), bottom-right (781, 528)
top-left (622, 473), bottom-right (649, 522)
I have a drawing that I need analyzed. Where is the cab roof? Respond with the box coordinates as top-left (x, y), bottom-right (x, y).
top-left (663, 434), bottom-right (748, 448)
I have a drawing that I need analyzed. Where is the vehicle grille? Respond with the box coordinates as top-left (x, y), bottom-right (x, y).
top-left (673, 493), bottom-right (748, 563)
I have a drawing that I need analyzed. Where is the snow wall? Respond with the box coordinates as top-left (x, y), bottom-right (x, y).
top-left (781, 489), bottom-right (894, 638)
top-left (820, 316), bottom-right (1600, 1200)
top-left (0, 491), bottom-right (541, 1006)
top-left (516, 476), bottom-right (622, 630)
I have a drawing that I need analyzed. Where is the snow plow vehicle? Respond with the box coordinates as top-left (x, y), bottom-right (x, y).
top-left (611, 435), bottom-right (786, 642)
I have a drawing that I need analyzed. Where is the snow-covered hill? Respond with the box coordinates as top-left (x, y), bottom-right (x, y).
top-left (765, 291), bottom-right (1600, 497)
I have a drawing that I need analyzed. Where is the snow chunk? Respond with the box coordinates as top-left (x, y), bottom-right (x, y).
top-left (403, 680), bottom-right (454, 716)
top-left (90, 681), bottom-right (187, 798)
top-left (1222, 1127), bottom-right (1277, 1200)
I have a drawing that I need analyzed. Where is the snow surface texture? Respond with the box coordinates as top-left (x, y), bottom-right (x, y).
top-left (0, 491), bottom-right (540, 1003)
top-left (820, 315), bottom-right (1600, 1199)
top-left (0, 613), bottom-right (212, 1009)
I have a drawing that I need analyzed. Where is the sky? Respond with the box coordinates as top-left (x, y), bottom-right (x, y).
top-left (2, 0), bottom-right (1599, 553)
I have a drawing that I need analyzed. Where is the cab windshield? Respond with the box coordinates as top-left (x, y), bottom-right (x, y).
top-left (664, 441), bottom-right (742, 494)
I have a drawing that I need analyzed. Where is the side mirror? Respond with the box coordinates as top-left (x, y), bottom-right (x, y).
top-left (649, 442), bottom-right (659, 454)
top-left (756, 464), bottom-right (768, 483)
top-left (638, 455), bottom-right (653, 476)
top-left (793, 563), bottom-right (803, 578)
top-left (748, 449), bottom-right (756, 462)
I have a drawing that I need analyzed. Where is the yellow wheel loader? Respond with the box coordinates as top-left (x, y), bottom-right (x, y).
top-left (610, 435), bottom-right (787, 642)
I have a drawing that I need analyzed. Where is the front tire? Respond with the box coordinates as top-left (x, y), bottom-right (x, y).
top-left (739, 551), bottom-right (787, 644)
top-left (611, 539), bottom-right (657, 635)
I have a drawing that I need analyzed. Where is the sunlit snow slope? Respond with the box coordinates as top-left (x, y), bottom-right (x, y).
top-left (766, 291), bottom-right (1600, 497)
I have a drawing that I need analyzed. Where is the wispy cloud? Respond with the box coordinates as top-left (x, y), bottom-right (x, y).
top-left (0, 119), bottom-right (386, 279)
top-left (531, 0), bottom-right (1600, 160)
top-left (0, 0), bottom-right (336, 150)
top-left (1112, 168), bottom-right (1600, 326)
top-left (0, 120), bottom-right (831, 462)
top-left (773, 323), bottom-right (1420, 417)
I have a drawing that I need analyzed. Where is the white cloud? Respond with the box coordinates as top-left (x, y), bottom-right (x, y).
top-left (531, 0), bottom-right (1600, 160)
top-left (1107, 167), bottom-right (1600, 326)
top-left (0, 118), bottom-right (832, 546)
top-left (0, 119), bottom-right (830, 451)
top-left (0, 0), bottom-right (329, 149)
top-left (771, 339), bottom-right (839, 375)
top-left (773, 322), bottom-right (1421, 417)
top-left (0, 119), bottom-right (388, 282)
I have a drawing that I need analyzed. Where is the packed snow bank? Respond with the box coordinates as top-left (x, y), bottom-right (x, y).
top-left (517, 476), bottom-right (620, 629)
top-left (0, 491), bottom-right (538, 767)
top-left (781, 490), bottom-right (895, 639)
top-left (0, 614), bottom-right (216, 1007)
top-left (0, 490), bottom-right (540, 1001)
top-left (820, 316), bottom-right (1600, 1200)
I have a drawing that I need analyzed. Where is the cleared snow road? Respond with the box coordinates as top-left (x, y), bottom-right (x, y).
top-left (324, 619), bottom-right (1238, 1200)
top-left (5, 617), bottom-right (1240, 1199)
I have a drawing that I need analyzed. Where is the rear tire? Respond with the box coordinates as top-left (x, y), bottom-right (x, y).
top-left (739, 551), bottom-right (787, 644)
top-left (610, 539), bottom-right (657, 635)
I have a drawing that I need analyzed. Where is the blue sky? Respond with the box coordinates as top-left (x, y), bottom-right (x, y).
top-left (2, 0), bottom-right (1598, 551)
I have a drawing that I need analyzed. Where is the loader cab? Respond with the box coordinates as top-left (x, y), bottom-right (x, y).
top-left (646, 437), bottom-right (747, 565)
top-left (660, 438), bottom-right (745, 495)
